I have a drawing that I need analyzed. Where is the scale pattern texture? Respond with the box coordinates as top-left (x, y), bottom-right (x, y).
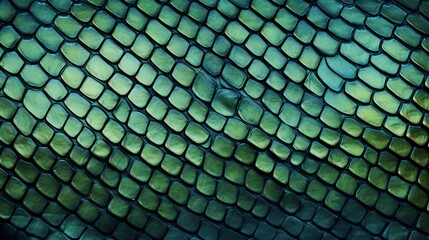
top-left (0, 0), bottom-right (428, 239)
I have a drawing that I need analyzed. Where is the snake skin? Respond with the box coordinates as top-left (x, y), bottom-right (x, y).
top-left (0, 0), bottom-right (428, 239)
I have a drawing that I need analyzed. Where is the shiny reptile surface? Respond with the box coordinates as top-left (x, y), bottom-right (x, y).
top-left (0, 0), bottom-right (428, 239)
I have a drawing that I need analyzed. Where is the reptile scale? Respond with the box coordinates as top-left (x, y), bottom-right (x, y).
top-left (0, 0), bottom-right (428, 239)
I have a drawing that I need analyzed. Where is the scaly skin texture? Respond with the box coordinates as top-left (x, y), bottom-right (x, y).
top-left (0, 0), bottom-right (428, 239)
